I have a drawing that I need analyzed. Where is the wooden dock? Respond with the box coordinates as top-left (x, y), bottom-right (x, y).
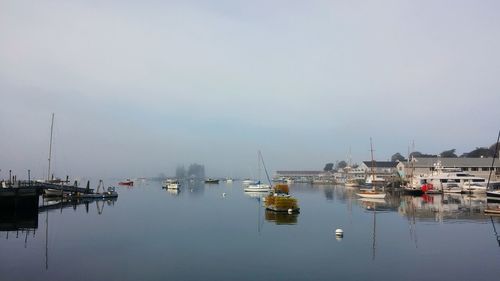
top-left (0, 181), bottom-right (94, 197)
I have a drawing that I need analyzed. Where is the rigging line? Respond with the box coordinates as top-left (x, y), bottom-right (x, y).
top-left (259, 151), bottom-right (272, 186)
top-left (490, 216), bottom-right (500, 247)
top-left (486, 130), bottom-right (500, 190)
top-left (486, 130), bottom-right (500, 208)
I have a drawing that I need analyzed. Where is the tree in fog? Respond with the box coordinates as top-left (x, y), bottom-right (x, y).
top-left (440, 149), bottom-right (457, 158)
top-left (461, 147), bottom-right (494, 158)
top-left (323, 163), bottom-right (334, 171)
top-left (410, 151), bottom-right (437, 158)
top-left (187, 163), bottom-right (205, 179)
top-left (176, 165), bottom-right (186, 179)
top-left (391, 153), bottom-right (406, 162)
top-left (336, 161), bottom-right (348, 169)
top-left (489, 142), bottom-right (500, 157)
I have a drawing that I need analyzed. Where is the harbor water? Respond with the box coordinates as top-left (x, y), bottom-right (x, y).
top-left (1, 181), bottom-right (500, 281)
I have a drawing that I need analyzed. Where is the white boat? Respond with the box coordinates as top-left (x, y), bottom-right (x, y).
top-left (414, 161), bottom-right (488, 193)
top-left (356, 189), bottom-right (387, 199)
top-left (365, 174), bottom-right (386, 186)
top-left (242, 179), bottom-right (257, 186)
top-left (344, 178), bottom-right (359, 187)
top-left (357, 138), bottom-right (386, 199)
top-left (244, 182), bottom-right (272, 192)
top-left (163, 179), bottom-right (180, 189)
top-left (244, 151), bottom-right (270, 191)
top-left (44, 188), bottom-right (71, 197)
top-left (166, 183), bottom-right (180, 190)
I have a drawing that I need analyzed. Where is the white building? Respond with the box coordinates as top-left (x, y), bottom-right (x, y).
top-left (396, 157), bottom-right (500, 181)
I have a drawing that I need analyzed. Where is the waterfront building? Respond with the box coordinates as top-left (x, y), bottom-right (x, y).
top-left (359, 161), bottom-right (400, 182)
top-left (274, 170), bottom-right (333, 183)
top-left (396, 157), bottom-right (500, 181)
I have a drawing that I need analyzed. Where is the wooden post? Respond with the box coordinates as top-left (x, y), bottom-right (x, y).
top-left (28, 170), bottom-right (31, 186)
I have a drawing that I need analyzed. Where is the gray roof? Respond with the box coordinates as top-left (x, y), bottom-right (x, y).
top-left (362, 161), bottom-right (399, 168)
top-left (401, 157), bottom-right (500, 168)
top-left (275, 171), bottom-right (324, 175)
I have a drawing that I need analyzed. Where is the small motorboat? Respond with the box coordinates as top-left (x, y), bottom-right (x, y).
top-left (119, 180), bottom-right (134, 186)
top-left (204, 178), bottom-right (219, 184)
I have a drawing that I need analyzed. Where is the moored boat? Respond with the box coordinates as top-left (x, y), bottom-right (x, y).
top-left (264, 184), bottom-right (300, 213)
top-left (204, 178), bottom-right (219, 184)
top-left (119, 180), bottom-right (134, 186)
top-left (166, 183), bottom-right (180, 190)
top-left (244, 182), bottom-right (272, 192)
top-left (44, 188), bottom-right (71, 197)
top-left (357, 138), bottom-right (387, 199)
top-left (356, 189), bottom-right (387, 199)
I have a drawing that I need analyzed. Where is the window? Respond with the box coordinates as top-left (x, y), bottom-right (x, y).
top-left (482, 167), bottom-right (489, 171)
top-left (471, 167), bottom-right (478, 171)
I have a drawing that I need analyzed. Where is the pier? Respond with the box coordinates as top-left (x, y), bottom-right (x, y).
top-left (0, 180), bottom-right (98, 213)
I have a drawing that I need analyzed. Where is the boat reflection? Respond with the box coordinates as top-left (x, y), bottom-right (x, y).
top-left (264, 210), bottom-right (299, 225)
top-left (398, 193), bottom-right (488, 222)
top-left (166, 189), bottom-right (180, 196)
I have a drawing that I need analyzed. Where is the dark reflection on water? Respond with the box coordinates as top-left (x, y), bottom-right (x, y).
top-left (1, 181), bottom-right (500, 281)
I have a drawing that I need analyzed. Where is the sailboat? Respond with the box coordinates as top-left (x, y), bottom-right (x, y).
top-left (43, 113), bottom-right (72, 197)
top-left (244, 151), bottom-right (272, 192)
top-left (357, 138), bottom-right (387, 199)
top-left (485, 130), bottom-right (500, 214)
top-left (402, 146), bottom-right (424, 195)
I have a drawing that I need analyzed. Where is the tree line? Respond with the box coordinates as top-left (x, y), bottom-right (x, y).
top-left (390, 141), bottom-right (500, 162)
top-left (323, 141), bottom-right (500, 171)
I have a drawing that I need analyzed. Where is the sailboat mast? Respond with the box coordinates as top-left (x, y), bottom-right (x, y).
top-left (370, 138), bottom-right (375, 183)
top-left (47, 113), bottom-right (54, 181)
top-left (486, 130), bottom-right (500, 190)
top-left (257, 151), bottom-right (261, 183)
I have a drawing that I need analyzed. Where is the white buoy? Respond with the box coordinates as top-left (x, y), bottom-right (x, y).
top-left (222, 193), bottom-right (226, 198)
top-left (335, 229), bottom-right (344, 237)
top-left (288, 208), bottom-right (293, 214)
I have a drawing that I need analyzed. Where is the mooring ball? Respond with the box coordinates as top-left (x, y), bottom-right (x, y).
top-left (288, 208), bottom-right (293, 214)
top-left (335, 229), bottom-right (344, 236)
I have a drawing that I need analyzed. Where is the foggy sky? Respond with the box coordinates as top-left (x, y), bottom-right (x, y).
top-left (1, 0), bottom-right (499, 179)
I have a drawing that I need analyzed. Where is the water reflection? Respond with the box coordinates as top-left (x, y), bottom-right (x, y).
top-left (264, 210), bottom-right (298, 225)
top-left (397, 193), bottom-right (488, 222)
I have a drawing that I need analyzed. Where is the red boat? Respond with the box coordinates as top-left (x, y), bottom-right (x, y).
top-left (119, 180), bottom-right (134, 186)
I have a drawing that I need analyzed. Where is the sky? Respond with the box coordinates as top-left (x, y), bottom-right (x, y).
top-left (1, 0), bottom-right (500, 179)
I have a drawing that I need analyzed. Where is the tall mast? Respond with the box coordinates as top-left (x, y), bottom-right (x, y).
top-left (348, 146), bottom-right (352, 167)
top-left (486, 130), bottom-right (500, 190)
top-left (257, 151), bottom-right (261, 183)
top-left (47, 113), bottom-right (54, 181)
top-left (370, 137), bottom-right (375, 181)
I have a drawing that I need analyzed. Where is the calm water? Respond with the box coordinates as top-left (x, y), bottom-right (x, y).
top-left (1, 180), bottom-right (500, 281)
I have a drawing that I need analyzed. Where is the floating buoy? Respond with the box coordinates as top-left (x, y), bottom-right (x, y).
top-left (288, 208), bottom-right (293, 214)
top-left (335, 229), bottom-right (344, 237)
top-left (222, 193), bottom-right (226, 198)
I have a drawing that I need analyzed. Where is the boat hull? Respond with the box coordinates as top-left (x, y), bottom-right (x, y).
top-left (356, 191), bottom-right (386, 199)
top-left (244, 188), bottom-right (271, 192)
top-left (402, 187), bottom-right (423, 196)
top-left (44, 189), bottom-right (71, 197)
top-left (487, 190), bottom-right (500, 198)
top-left (166, 183), bottom-right (180, 190)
